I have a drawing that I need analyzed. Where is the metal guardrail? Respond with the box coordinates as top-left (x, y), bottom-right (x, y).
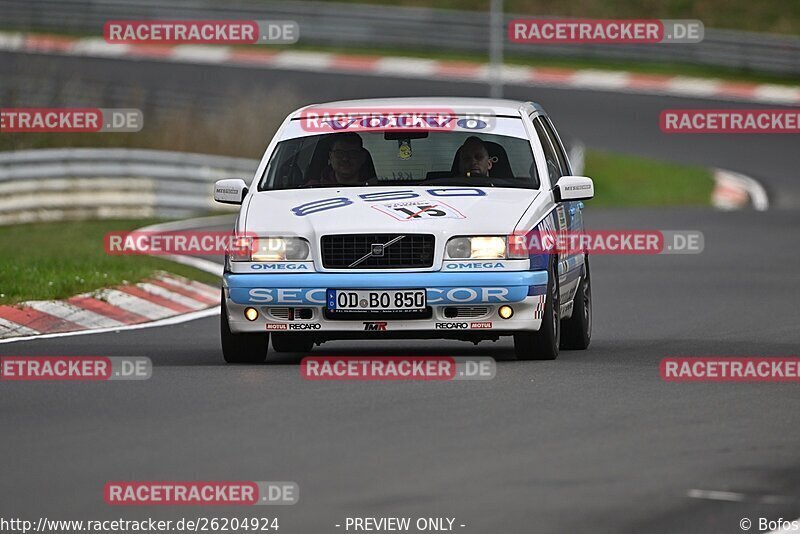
top-left (0, 148), bottom-right (257, 225)
top-left (0, 0), bottom-right (798, 75)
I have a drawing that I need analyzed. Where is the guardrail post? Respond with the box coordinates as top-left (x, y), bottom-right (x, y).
top-left (489, 0), bottom-right (504, 99)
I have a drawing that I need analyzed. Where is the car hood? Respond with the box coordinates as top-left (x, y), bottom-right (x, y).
top-left (244, 187), bottom-right (540, 237)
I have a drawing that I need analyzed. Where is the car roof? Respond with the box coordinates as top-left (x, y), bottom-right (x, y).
top-left (293, 97), bottom-right (545, 118)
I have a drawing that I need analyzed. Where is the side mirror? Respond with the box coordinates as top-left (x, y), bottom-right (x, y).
top-left (214, 179), bottom-right (249, 205)
top-left (553, 176), bottom-right (594, 203)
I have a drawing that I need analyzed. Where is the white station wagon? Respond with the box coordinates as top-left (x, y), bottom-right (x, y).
top-left (215, 98), bottom-right (594, 362)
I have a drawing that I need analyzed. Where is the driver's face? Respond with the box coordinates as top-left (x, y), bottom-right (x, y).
top-left (329, 139), bottom-right (366, 182)
top-left (458, 143), bottom-right (491, 176)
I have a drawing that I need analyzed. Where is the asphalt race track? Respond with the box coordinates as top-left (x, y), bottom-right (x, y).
top-left (1, 51), bottom-right (799, 533)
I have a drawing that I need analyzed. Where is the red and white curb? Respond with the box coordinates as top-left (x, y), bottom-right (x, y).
top-left (0, 272), bottom-right (219, 342)
top-left (712, 169), bottom-right (769, 211)
top-left (1, 32), bottom-right (799, 105)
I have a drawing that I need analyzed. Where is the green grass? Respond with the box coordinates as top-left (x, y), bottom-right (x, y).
top-left (585, 149), bottom-right (713, 206)
top-left (0, 219), bottom-right (220, 305)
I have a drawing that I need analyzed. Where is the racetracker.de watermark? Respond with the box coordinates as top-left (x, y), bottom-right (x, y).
top-left (509, 19), bottom-right (703, 44)
top-left (104, 20), bottom-right (298, 44)
top-left (511, 230), bottom-right (704, 255)
top-left (0, 108), bottom-right (142, 133)
top-left (0, 357), bottom-right (151, 381)
top-left (104, 481), bottom-right (298, 505)
top-left (301, 356), bottom-right (496, 381)
top-left (298, 108), bottom-right (495, 133)
top-left (104, 231), bottom-right (258, 256)
top-left (661, 357), bottom-right (800, 382)
top-left (660, 109), bottom-right (800, 133)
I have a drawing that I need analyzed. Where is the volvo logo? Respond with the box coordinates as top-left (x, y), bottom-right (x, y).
top-left (348, 235), bottom-right (405, 267)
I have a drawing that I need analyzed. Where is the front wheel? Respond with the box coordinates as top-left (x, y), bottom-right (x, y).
top-left (561, 255), bottom-right (592, 350)
top-left (514, 258), bottom-right (560, 360)
top-left (220, 292), bottom-right (269, 363)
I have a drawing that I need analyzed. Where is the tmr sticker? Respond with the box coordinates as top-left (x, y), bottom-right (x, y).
top-left (371, 200), bottom-right (466, 221)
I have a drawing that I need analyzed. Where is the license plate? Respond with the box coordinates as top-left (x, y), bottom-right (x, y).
top-left (327, 289), bottom-right (426, 311)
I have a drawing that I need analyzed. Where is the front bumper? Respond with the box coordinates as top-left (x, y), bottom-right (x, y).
top-left (223, 271), bottom-right (548, 335)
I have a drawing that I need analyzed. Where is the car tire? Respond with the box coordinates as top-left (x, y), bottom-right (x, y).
top-left (271, 333), bottom-right (315, 353)
top-left (514, 257), bottom-right (560, 360)
top-left (560, 255), bottom-right (592, 350)
top-left (220, 292), bottom-right (269, 364)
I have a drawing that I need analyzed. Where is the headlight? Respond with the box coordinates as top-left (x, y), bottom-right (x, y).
top-left (445, 236), bottom-right (502, 259)
top-left (231, 236), bottom-right (310, 261)
top-left (445, 236), bottom-right (529, 260)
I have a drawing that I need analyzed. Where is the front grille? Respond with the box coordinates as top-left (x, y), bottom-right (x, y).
top-left (321, 234), bottom-right (435, 269)
top-left (267, 308), bottom-right (291, 320)
top-left (448, 306), bottom-right (491, 319)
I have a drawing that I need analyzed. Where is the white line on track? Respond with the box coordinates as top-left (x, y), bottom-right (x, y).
top-left (0, 307), bottom-right (219, 345)
top-left (687, 488), bottom-right (746, 502)
top-left (687, 488), bottom-right (793, 505)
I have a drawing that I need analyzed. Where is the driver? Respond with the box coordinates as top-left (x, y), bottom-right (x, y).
top-left (306, 133), bottom-right (372, 186)
top-left (457, 136), bottom-right (493, 177)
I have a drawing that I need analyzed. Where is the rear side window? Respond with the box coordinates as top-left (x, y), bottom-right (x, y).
top-left (541, 118), bottom-right (571, 175)
top-left (532, 116), bottom-right (564, 185)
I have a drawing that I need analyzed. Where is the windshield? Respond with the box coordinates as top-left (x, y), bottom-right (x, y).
top-left (258, 130), bottom-right (540, 191)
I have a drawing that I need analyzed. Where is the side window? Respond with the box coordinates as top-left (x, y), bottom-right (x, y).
top-left (532, 116), bottom-right (563, 185)
top-left (542, 118), bottom-right (571, 175)
top-left (260, 136), bottom-right (318, 190)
